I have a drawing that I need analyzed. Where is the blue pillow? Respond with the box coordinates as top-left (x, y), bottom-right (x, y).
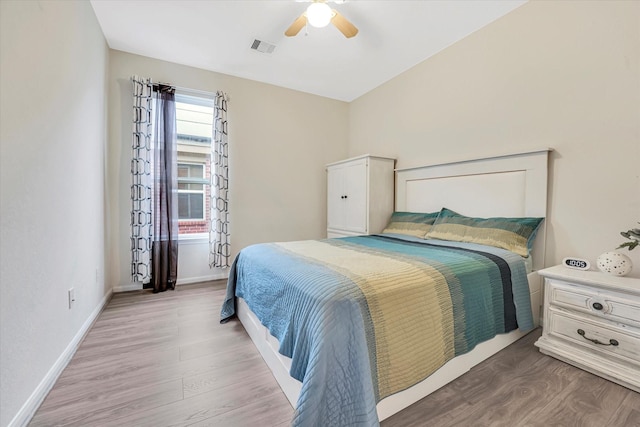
top-left (382, 211), bottom-right (440, 238)
top-left (425, 208), bottom-right (544, 257)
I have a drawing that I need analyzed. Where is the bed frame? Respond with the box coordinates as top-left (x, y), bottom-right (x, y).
top-left (237, 149), bottom-right (551, 421)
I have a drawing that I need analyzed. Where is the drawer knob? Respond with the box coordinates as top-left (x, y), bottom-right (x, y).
top-left (592, 302), bottom-right (604, 311)
top-left (577, 329), bottom-right (619, 347)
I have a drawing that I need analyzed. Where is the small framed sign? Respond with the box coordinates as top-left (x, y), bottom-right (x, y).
top-left (562, 257), bottom-right (591, 271)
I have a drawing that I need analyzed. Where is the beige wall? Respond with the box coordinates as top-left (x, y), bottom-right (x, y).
top-left (0, 1), bottom-right (110, 426)
top-left (349, 0), bottom-right (640, 276)
top-left (107, 51), bottom-right (349, 289)
top-left (2, 1), bottom-right (638, 425)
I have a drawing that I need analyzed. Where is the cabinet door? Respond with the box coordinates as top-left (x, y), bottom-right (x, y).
top-left (342, 160), bottom-right (367, 233)
top-left (327, 165), bottom-right (345, 231)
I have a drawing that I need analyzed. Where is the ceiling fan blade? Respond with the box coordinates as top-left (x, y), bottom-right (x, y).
top-left (331, 9), bottom-right (358, 38)
top-left (285, 13), bottom-right (307, 37)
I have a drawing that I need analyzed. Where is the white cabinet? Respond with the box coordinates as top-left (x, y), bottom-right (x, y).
top-left (535, 265), bottom-right (640, 392)
top-left (326, 155), bottom-right (395, 238)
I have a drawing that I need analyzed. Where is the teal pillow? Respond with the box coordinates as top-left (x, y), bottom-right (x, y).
top-left (424, 208), bottom-right (544, 257)
top-left (382, 211), bottom-right (440, 238)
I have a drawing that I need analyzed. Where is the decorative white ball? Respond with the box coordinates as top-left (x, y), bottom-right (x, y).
top-left (596, 251), bottom-right (633, 276)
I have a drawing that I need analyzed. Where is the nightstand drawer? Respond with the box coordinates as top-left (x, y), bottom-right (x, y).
top-left (547, 308), bottom-right (640, 365)
top-left (548, 278), bottom-right (640, 327)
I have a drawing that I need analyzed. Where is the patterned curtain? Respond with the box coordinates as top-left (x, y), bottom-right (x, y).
top-left (131, 76), bottom-right (153, 284)
top-left (209, 91), bottom-right (230, 268)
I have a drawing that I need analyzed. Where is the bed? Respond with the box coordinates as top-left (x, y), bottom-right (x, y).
top-left (221, 149), bottom-right (551, 426)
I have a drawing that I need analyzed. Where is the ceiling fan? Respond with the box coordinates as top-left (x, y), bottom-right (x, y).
top-left (285, 0), bottom-right (358, 38)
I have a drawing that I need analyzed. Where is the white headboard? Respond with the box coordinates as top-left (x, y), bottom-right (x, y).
top-left (396, 149), bottom-right (551, 271)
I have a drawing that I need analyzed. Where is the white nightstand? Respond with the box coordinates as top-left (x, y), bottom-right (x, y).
top-left (535, 265), bottom-right (640, 392)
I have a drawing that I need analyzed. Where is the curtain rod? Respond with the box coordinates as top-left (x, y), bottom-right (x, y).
top-left (133, 76), bottom-right (227, 100)
top-left (152, 82), bottom-right (223, 99)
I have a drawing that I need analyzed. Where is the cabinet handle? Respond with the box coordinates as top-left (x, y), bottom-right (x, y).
top-left (577, 329), bottom-right (619, 346)
top-left (592, 302), bottom-right (603, 311)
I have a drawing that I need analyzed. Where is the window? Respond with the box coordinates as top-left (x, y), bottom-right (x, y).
top-left (175, 92), bottom-right (214, 236)
top-left (176, 94), bottom-right (213, 145)
top-left (178, 163), bottom-right (206, 220)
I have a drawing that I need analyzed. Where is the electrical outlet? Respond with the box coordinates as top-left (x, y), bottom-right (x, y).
top-left (68, 288), bottom-right (75, 309)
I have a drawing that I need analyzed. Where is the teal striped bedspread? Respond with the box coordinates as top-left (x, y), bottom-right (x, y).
top-left (221, 234), bottom-right (534, 426)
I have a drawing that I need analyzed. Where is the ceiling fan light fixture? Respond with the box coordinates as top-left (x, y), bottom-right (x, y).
top-left (306, 2), bottom-right (333, 28)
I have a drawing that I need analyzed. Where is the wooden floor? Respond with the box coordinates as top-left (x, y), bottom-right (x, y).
top-left (31, 281), bottom-right (640, 427)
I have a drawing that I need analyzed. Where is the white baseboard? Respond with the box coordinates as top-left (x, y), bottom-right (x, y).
top-left (177, 271), bottom-right (228, 286)
top-left (112, 283), bottom-right (142, 293)
top-left (113, 271), bottom-right (229, 293)
top-left (8, 289), bottom-right (113, 427)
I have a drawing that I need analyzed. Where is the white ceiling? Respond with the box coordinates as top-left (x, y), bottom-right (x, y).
top-left (90, 0), bottom-right (526, 102)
